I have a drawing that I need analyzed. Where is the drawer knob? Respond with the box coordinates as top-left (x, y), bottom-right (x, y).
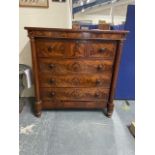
top-left (96, 79), bottom-right (101, 85)
top-left (48, 46), bottom-right (53, 52)
top-left (49, 92), bottom-right (55, 97)
top-left (99, 48), bottom-right (106, 53)
top-left (49, 79), bottom-right (55, 84)
top-left (48, 64), bottom-right (55, 69)
top-left (95, 93), bottom-right (100, 98)
top-left (97, 64), bottom-right (104, 70)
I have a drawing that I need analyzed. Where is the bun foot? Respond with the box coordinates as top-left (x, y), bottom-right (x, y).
top-left (35, 100), bottom-right (42, 117)
top-left (107, 112), bottom-right (112, 118)
top-left (35, 111), bottom-right (42, 117)
top-left (107, 102), bottom-right (114, 118)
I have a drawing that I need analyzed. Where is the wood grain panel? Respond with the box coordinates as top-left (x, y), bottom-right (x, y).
top-left (36, 40), bottom-right (66, 58)
top-left (39, 74), bottom-right (112, 88)
top-left (40, 88), bottom-right (110, 101)
top-left (42, 101), bottom-right (107, 109)
top-left (36, 39), bottom-right (86, 58)
top-left (38, 59), bottom-right (113, 74)
top-left (25, 27), bottom-right (128, 41)
top-left (68, 41), bottom-right (86, 58)
top-left (87, 41), bottom-right (117, 59)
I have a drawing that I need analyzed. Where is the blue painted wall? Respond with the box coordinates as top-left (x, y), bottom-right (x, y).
top-left (115, 5), bottom-right (135, 100)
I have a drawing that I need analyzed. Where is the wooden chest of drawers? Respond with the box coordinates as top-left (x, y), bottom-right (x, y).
top-left (25, 27), bottom-right (128, 117)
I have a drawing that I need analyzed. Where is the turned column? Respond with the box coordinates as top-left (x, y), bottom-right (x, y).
top-left (107, 40), bottom-right (124, 117)
top-left (30, 36), bottom-right (42, 117)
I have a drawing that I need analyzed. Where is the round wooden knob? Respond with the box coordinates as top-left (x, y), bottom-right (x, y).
top-left (96, 79), bottom-right (101, 85)
top-left (49, 79), bottom-right (55, 84)
top-left (97, 64), bottom-right (104, 70)
top-left (48, 64), bottom-right (55, 69)
top-left (49, 92), bottom-right (55, 97)
top-left (48, 46), bottom-right (53, 52)
top-left (99, 48), bottom-right (106, 53)
top-left (95, 93), bottom-right (100, 98)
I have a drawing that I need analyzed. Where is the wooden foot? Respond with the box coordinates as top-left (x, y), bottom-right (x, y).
top-left (35, 111), bottom-right (42, 117)
top-left (107, 102), bottom-right (114, 118)
top-left (35, 100), bottom-right (42, 117)
top-left (107, 112), bottom-right (112, 118)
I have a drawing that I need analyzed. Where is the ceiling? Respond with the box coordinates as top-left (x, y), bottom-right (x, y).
top-left (73, 0), bottom-right (112, 14)
top-left (73, 0), bottom-right (135, 15)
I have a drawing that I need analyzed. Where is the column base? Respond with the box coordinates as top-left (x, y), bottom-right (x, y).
top-left (35, 100), bottom-right (42, 117)
top-left (107, 102), bottom-right (114, 118)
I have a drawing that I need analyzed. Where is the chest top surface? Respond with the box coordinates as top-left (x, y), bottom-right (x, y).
top-left (25, 27), bottom-right (128, 41)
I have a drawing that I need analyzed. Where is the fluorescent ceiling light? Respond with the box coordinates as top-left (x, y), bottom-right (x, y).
top-left (80, 1), bottom-right (84, 6)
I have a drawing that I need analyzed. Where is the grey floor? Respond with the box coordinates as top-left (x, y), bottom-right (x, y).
top-left (19, 99), bottom-right (135, 155)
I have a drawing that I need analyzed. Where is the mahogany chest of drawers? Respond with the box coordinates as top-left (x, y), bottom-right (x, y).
top-left (25, 27), bottom-right (128, 117)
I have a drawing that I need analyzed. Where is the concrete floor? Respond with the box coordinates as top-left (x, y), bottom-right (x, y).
top-left (19, 99), bottom-right (135, 155)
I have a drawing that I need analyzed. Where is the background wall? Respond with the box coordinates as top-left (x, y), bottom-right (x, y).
top-left (74, 14), bottom-right (126, 25)
top-left (19, 0), bottom-right (72, 97)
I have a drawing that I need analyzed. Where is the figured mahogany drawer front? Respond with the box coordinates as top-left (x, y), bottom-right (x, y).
top-left (68, 41), bottom-right (86, 58)
top-left (36, 40), bottom-right (86, 58)
top-left (40, 88), bottom-right (109, 101)
top-left (42, 101), bottom-right (107, 109)
top-left (39, 74), bottom-right (112, 88)
top-left (39, 59), bottom-right (113, 74)
top-left (36, 40), bottom-right (66, 58)
top-left (87, 42), bottom-right (117, 59)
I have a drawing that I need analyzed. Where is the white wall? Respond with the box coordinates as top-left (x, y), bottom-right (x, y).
top-left (19, 0), bottom-right (72, 97)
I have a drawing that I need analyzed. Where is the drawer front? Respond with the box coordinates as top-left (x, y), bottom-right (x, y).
top-left (68, 41), bottom-right (86, 58)
top-left (40, 88), bottom-right (109, 101)
top-left (38, 59), bottom-right (113, 74)
top-left (87, 42), bottom-right (117, 59)
top-left (36, 40), bottom-right (86, 58)
top-left (36, 40), bottom-right (67, 58)
top-left (39, 74), bottom-right (112, 88)
top-left (42, 101), bottom-right (107, 109)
